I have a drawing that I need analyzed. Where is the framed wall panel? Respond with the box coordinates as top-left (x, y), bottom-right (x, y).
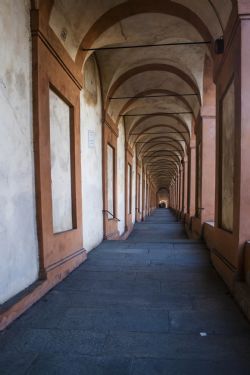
top-left (137, 172), bottom-right (141, 213)
top-left (146, 182), bottom-right (149, 214)
top-left (125, 143), bottom-right (134, 232)
top-left (127, 163), bottom-right (132, 214)
top-left (220, 79), bottom-right (235, 232)
top-left (49, 88), bottom-right (74, 233)
top-left (103, 115), bottom-right (119, 240)
top-left (107, 144), bottom-right (115, 219)
top-left (32, 37), bottom-right (84, 274)
top-left (196, 142), bottom-right (202, 218)
top-left (142, 173), bottom-right (146, 220)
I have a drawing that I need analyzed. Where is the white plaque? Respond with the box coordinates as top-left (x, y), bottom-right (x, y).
top-left (88, 130), bottom-right (96, 148)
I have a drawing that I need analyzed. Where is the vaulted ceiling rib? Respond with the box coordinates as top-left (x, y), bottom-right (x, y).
top-left (49, 0), bottom-right (233, 190)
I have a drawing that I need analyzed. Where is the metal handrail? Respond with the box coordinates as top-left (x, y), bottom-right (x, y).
top-left (102, 210), bottom-right (120, 222)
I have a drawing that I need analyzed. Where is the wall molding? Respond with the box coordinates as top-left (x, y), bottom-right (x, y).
top-left (211, 247), bottom-right (237, 272)
top-left (30, 8), bottom-right (83, 90)
top-left (105, 114), bottom-right (119, 137)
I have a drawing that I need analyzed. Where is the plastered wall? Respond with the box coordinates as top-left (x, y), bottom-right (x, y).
top-left (81, 55), bottom-right (103, 251)
top-left (0, 0), bottom-right (38, 303)
top-left (117, 120), bottom-right (125, 235)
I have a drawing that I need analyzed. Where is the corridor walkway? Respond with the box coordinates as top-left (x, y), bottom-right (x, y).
top-left (1, 209), bottom-right (250, 374)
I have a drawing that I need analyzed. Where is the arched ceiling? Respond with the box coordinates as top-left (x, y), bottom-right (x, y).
top-left (49, 0), bottom-right (233, 191)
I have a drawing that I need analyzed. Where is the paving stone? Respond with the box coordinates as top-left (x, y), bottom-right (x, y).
top-left (0, 352), bottom-right (37, 375)
top-left (25, 354), bottom-right (132, 375)
top-left (1, 328), bottom-right (106, 356)
top-left (161, 280), bottom-right (228, 296)
top-left (10, 302), bottom-right (64, 329)
top-left (191, 295), bottom-right (239, 312)
top-left (135, 269), bottom-right (219, 283)
top-left (2, 208), bottom-right (250, 373)
top-left (102, 332), bottom-right (250, 360)
top-left (45, 289), bottom-right (193, 310)
top-left (98, 247), bottom-right (149, 255)
top-left (64, 270), bottom-right (137, 282)
top-left (169, 310), bottom-right (250, 334)
top-left (131, 358), bottom-right (250, 375)
top-left (58, 307), bottom-right (169, 333)
top-left (80, 257), bottom-right (151, 267)
top-left (56, 278), bottom-right (161, 295)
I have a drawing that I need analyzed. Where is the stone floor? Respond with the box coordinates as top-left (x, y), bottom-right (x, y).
top-left (1, 209), bottom-right (250, 374)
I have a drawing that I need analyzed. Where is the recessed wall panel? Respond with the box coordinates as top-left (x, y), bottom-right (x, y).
top-left (49, 89), bottom-right (73, 233)
top-left (128, 164), bottom-right (132, 214)
top-left (221, 80), bottom-right (235, 232)
top-left (107, 144), bottom-right (114, 219)
top-left (137, 173), bottom-right (141, 212)
top-left (197, 142), bottom-right (201, 217)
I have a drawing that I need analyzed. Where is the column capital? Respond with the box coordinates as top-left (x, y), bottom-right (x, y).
top-left (200, 105), bottom-right (216, 119)
top-left (190, 140), bottom-right (196, 149)
top-left (238, 1), bottom-right (250, 15)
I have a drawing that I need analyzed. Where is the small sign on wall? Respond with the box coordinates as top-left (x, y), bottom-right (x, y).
top-left (88, 130), bottom-right (96, 148)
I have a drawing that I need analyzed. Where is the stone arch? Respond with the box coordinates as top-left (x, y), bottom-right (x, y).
top-left (75, 0), bottom-right (214, 67)
top-left (105, 64), bottom-right (201, 109)
top-left (128, 113), bottom-right (191, 138)
top-left (117, 89), bottom-right (196, 121)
